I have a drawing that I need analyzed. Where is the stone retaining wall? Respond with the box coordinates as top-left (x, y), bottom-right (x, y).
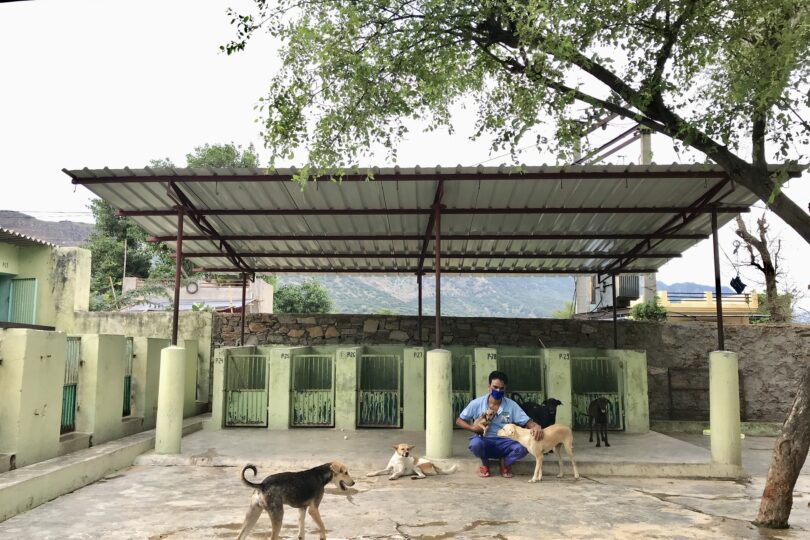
top-left (214, 313), bottom-right (810, 422)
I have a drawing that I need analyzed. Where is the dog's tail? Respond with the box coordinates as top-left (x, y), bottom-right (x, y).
top-left (435, 463), bottom-right (458, 475)
top-left (240, 464), bottom-right (263, 489)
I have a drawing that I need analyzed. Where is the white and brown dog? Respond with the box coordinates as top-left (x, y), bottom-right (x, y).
top-left (367, 444), bottom-right (458, 480)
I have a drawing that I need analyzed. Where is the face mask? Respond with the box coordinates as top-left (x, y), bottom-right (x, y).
top-left (490, 388), bottom-right (505, 400)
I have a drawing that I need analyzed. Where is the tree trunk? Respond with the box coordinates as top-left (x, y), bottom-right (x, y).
top-left (755, 366), bottom-right (810, 528)
top-left (729, 167), bottom-right (810, 246)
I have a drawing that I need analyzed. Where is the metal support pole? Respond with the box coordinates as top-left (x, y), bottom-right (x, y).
top-left (612, 274), bottom-right (618, 349)
top-left (711, 209), bottom-right (725, 350)
top-left (433, 203), bottom-right (442, 348)
top-left (417, 272), bottom-right (423, 345)
top-left (240, 272), bottom-right (247, 345)
top-left (171, 206), bottom-right (184, 346)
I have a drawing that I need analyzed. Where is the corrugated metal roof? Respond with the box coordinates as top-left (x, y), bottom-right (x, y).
top-left (65, 164), bottom-right (790, 276)
top-left (0, 226), bottom-right (55, 248)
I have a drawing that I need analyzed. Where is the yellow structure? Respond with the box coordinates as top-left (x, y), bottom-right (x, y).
top-left (632, 290), bottom-right (759, 325)
top-left (0, 228), bottom-right (90, 331)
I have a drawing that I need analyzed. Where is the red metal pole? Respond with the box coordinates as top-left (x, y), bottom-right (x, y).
top-left (417, 272), bottom-right (423, 345)
top-left (171, 206), bottom-right (184, 346)
top-left (712, 209), bottom-right (725, 350)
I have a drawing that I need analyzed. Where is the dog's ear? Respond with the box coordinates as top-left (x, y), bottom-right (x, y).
top-left (407, 445), bottom-right (416, 450)
top-left (392, 445), bottom-right (400, 451)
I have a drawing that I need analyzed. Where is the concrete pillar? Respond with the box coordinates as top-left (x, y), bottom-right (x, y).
top-left (155, 346), bottom-right (186, 454)
top-left (267, 347), bottom-right (308, 429)
top-left (182, 339), bottom-right (199, 417)
top-left (76, 334), bottom-right (126, 445)
top-left (132, 337), bottom-right (169, 430)
top-left (335, 347), bottom-right (362, 430)
top-left (609, 349), bottom-right (649, 433)
top-left (709, 351), bottom-right (742, 466)
top-left (473, 347), bottom-right (498, 397)
top-left (425, 349), bottom-right (452, 459)
top-left (574, 276), bottom-right (591, 314)
top-left (206, 347), bottom-right (228, 430)
top-left (0, 329), bottom-right (66, 468)
top-left (544, 349), bottom-right (572, 427)
top-left (403, 347), bottom-right (426, 430)
top-left (642, 273), bottom-right (657, 303)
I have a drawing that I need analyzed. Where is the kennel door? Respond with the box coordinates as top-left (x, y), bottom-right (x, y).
top-left (571, 354), bottom-right (624, 431)
top-left (225, 354), bottom-right (268, 427)
top-left (452, 354), bottom-right (474, 427)
top-left (290, 354), bottom-right (336, 427)
top-left (357, 354), bottom-right (402, 428)
top-left (497, 354), bottom-right (545, 404)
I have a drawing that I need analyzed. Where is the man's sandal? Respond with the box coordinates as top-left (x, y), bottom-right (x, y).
top-left (478, 466), bottom-right (490, 478)
top-left (500, 464), bottom-right (514, 478)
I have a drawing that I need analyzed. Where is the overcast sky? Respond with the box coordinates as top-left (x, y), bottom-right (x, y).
top-left (1, 0), bottom-right (808, 315)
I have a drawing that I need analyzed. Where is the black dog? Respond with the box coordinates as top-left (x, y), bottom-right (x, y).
top-left (510, 393), bottom-right (563, 428)
top-left (587, 397), bottom-right (611, 448)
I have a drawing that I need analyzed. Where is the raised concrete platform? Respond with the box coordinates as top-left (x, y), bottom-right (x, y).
top-left (136, 427), bottom-right (747, 480)
top-left (0, 416), bottom-right (204, 522)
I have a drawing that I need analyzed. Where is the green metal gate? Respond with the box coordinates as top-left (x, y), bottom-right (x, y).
top-left (571, 354), bottom-right (624, 430)
top-left (498, 354), bottom-right (545, 404)
top-left (452, 354), bottom-right (474, 425)
top-left (8, 278), bottom-right (37, 324)
top-left (61, 337), bottom-right (80, 434)
top-left (290, 354), bottom-right (335, 427)
top-left (122, 337), bottom-right (133, 417)
top-left (225, 354), bottom-right (268, 427)
top-left (357, 354), bottom-right (402, 427)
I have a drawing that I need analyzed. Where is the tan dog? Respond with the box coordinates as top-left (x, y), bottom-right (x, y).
top-left (367, 444), bottom-right (458, 480)
top-left (237, 461), bottom-right (355, 540)
top-left (473, 409), bottom-right (497, 436)
top-left (497, 423), bottom-right (580, 483)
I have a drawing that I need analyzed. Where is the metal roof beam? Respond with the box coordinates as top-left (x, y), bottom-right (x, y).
top-left (69, 170), bottom-right (741, 184)
top-left (177, 251), bottom-right (682, 259)
top-left (192, 266), bottom-right (660, 275)
top-left (417, 180), bottom-right (444, 273)
top-left (148, 232), bottom-right (708, 242)
top-left (117, 205), bottom-right (749, 217)
top-left (604, 180), bottom-right (732, 275)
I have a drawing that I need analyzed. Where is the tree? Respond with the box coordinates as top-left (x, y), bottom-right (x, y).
top-left (734, 214), bottom-right (793, 322)
top-left (224, 1), bottom-right (809, 242)
top-left (84, 199), bottom-right (153, 310)
top-left (273, 280), bottom-right (333, 313)
top-left (629, 297), bottom-right (668, 321)
top-left (551, 301), bottom-right (574, 319)
top-left (225, 2), bottom-right (809, 526)
top-left (185, 142), bottom-right (260, 168)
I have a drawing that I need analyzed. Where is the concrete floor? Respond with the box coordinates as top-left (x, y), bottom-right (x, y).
top-left (1, 429), bottom-right (809, 539)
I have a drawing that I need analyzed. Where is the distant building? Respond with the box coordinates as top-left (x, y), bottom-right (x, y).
top-left (0, 227), bottom-right (90, 330)
top-left (121, 276), bottom-right (273, 313)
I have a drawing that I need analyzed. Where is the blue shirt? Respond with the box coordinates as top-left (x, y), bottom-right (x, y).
top-left (459, 394), bottom-right (531, 438)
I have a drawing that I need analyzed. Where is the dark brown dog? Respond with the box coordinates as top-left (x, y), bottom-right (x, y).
top-left (236, 462), bottom-right (355, 540)
top-left (588, 397), bottom-right (611, 447)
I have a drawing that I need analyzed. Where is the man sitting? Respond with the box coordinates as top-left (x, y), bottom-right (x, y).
top-left (455, 370), bottom-right (544, 478)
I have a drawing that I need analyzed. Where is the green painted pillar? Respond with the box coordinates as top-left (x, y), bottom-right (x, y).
top-left (613, 349), bottom-right (649, 433)
top-left (403, 347), bottom-right (426, 431)
top-left (133, 337), bottom-right (169, 430)
top-left (710, 351), bottom-right (742, 466)
top-left (544, 349), bottom-right (572, 427)
top-left (77, 334), bottom-right (127, 445)
top-left (425, 349), bottom-right (452, 459)
top-left (155, 346), bottom-right (186, 454)
top-left (335, 347), bottom-right (362, 430)
top-left (473, 347), bottom-right (498, 397)
top-left (267, 347), bottom-right (308, 430)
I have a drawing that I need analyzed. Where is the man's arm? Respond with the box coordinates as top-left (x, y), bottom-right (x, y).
top-left (456, 416), bottom-right (484, 434)
top-left (524, 419), bottom-right (544, 441)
